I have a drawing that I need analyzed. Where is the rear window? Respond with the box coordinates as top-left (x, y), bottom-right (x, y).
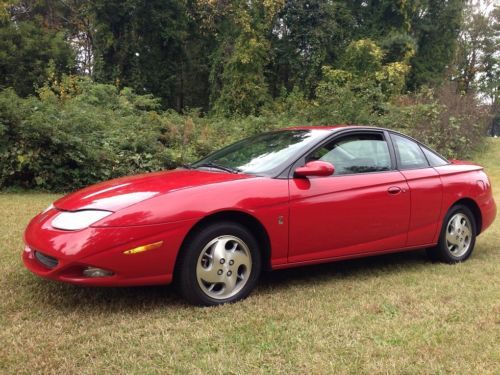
top-left (422, 147), bottom-right (449, 167)
top-left (391, 134), bottom-right (429, 169)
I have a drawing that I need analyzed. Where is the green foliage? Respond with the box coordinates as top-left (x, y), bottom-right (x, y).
top-left (314, 66), bottom-right (381, 124)
top-left (91, 0), bottom-right (211, 111)
top-left (211, 32), bottom-right (271, 117)
top-left (0, 0), bottom-right (494, 192)
top-left (269, 0), bottom-right (352, 97)
top-left (0, 0), bottom-right (481, 113)
top-left (341, 39), bottom-right (384, 75)
top-left (207, 0), bottom-right (282, 116)
top-left (0, 77), bottom-right (489, 191)
top-left (0, 79), bottom-right (182, 190)
top-left (379, 32), bottom-right (416, 64)
top-left (313, 39), bottom-right (412, 124)
top-left (0, 76), bottom-right (285, 191)
top-left (473, 4), bottom-right (499, 106)
top-left (373, 84), bottom-right (489, 158)
top-left (0, 20), bottom-right (74, 96)
top-left (407, 0), bottom-right (466, 89)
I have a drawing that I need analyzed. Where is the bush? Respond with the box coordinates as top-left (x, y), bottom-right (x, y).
top-left (0, 78), bottom-right (490, 192)
top-left (373, 84), bottom-right (490, 158)
top-left (0, 79), bottom-right (204, 191)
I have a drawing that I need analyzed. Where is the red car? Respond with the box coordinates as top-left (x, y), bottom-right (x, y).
top-left (23, 126), bottom-right (496, 305)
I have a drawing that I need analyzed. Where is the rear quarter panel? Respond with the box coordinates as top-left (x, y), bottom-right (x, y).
top-left (434, 164), bottom-right (496, 240)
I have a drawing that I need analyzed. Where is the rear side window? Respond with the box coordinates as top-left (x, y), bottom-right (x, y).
top-left (422, 147), bottom-right (449, 167)
top-left (391, 134), bottom-right (429, 169)
top-left (308, 133), bottom-right (392, 175)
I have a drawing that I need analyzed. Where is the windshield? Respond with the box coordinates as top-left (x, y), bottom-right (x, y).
top-left (191, 129), bottom-right (331, 176)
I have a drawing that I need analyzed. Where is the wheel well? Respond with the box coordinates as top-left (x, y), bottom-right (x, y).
top-left (174, 211), bottom-right (272, 277)
top-left (453, 198), bottom-right (482, 233)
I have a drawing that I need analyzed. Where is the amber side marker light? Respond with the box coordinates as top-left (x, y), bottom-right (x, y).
top-left (123, 241), bottom-right (163, 255)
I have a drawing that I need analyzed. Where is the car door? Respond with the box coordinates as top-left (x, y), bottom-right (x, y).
top-left (288, 130), bottom-right (411, 264)
top-left (390, 133), bottom-right (443, 246)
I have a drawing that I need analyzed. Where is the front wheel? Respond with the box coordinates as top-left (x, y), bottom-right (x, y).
top-left (426, 204), bottom-right (477, 263)
top-left (177, 222), bottom-right (261, 306)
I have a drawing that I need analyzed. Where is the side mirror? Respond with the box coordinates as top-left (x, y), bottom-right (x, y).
top-left (294, 161), bottom-right (334, 178)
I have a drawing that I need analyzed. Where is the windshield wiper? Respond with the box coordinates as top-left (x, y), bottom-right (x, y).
top-left (195, 162), bottom-right (240, 174)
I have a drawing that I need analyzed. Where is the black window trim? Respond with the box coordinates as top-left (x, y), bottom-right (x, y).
top-left (285, 128), bottom-right (397, 179)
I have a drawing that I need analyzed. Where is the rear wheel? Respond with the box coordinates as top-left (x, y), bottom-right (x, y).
top-left (177, 222), bottom-right (261, 306)
top-left (426, 204), bottom-right (477, 263)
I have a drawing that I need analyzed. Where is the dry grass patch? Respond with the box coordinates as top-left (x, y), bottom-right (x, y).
top-left (1, 139), bottom-right (499, 374)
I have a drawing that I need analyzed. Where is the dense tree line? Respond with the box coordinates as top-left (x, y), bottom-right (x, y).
top-left (1, 0), bottom-right (497, 115)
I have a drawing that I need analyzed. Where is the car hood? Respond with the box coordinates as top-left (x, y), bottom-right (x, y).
top-left (54, 169), bottom-right (252, 212)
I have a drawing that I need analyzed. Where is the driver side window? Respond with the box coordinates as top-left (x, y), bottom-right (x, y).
top-left (308, 133), bottom-right (392, 175)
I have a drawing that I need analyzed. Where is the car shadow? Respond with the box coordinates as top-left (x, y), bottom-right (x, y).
top-left (260, 249), bottom-right (429, 291)
top-left (30, 249), bottom-right (430, 313)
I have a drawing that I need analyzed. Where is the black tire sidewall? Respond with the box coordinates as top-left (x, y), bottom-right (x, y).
top-left (178, 222), bottom-right (262, 306)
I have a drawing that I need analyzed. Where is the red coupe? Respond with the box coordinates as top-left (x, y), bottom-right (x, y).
top-left (23, 126), bottom-right (496, 305)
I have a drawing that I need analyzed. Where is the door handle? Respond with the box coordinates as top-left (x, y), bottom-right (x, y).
top-left (387, 186), bottom-right (402, 195)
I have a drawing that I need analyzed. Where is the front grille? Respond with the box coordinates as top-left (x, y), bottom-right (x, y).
top-left (34, 251), bottom-right (59, 269)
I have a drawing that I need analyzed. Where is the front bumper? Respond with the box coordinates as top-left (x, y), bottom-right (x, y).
top-left (23, 209), bottom-right (197, 286)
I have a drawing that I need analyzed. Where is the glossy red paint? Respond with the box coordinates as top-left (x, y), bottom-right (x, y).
top-left (294, 161), bottom-right (335, 177)
top-left (22, 127), bottom-right (497, 287)
top-left (289, 171), bottom-right (411, 263)
top-left (399, 168), bottom-right (442, 246)
top-left (54, 169), bottom-right (252, 212)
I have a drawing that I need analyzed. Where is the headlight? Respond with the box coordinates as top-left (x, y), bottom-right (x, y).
top-left (51, 210), bottom-right (112, 231)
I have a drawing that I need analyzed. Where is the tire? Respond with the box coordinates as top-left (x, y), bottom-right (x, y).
top-left (426, 204), bottom-right (477, 263)
top-left (176, 221), bottom-right (262, 306)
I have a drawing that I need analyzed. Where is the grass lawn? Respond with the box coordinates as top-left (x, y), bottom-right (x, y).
top-left (1, 139), bottom-right (499, 374)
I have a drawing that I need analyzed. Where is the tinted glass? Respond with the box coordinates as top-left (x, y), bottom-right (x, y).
top-left (308, 133), bottom-right (391, 175)
top-left (422, 147), bottom-right (448, 167)
top-left (191, 129), bottom-right (331, 175)
top-left (391, 134), bottom-right (429, 169)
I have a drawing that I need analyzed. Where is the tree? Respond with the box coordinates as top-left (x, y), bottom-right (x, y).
top-left (269, 0), bottom-right (353, 98)
top-left (201, 0), bottom-right (283, 116)
top-left (90, 0), bottom-right (211, 111)
top-left (478, 4), bottom-right (499, 108)
top-left (454, 1), bottom-right (495, 95)
top-left (407, 0), bottom-right (466, 89)
top-left (6, 1), bottom-right (96, 75)
top-left (0, 20), bottom-right (74, 96)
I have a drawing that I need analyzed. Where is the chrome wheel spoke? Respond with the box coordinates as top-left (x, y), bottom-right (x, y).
top-left (446, 231), bottom-right (459, 247)
top-left (462, 226), bottom-right (471, 239)
top-left (452, 215), bottom-right (462, 232)
top-left (224, 273), bottom-right (237, 294)
top-left (197, 264), bottom-right (223, 284)
top-left (212, 238), bottom-right (230, 264)
top-left (230, 249), bottom-right (251, 269)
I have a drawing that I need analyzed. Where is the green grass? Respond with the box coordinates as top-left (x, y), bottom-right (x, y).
top-left (1, 140), bottom-right (499, 374)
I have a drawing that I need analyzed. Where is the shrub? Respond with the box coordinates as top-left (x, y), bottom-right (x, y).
top-left (0, 78), bottom-right (490, 192)
top-left (374, 84), bottom-right (490, 158)
top-left (1, 80), bottom-right (178, 191)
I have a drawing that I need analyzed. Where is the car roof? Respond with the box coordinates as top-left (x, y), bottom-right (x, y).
top-left (278, 125), bottom-right (448, 159)
top-left (280, 125), bottom-right (356, 131)
top-left (279, 125), bottom-right (410, 135)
